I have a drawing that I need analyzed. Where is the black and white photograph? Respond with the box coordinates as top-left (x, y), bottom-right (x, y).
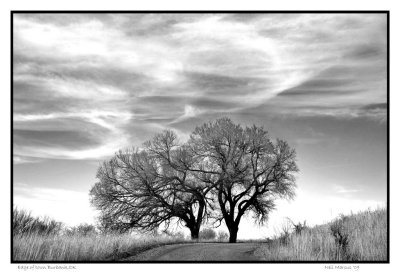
top-left (11, 11), bottom-right (388, 263)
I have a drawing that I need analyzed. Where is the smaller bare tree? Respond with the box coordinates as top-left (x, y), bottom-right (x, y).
top-left (90, 131), bottom-right (214, 239)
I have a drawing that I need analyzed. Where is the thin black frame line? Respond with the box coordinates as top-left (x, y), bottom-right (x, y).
top-left (386, 11), bottom-right (390, 264)
top-left (10, 11), bottom-right (14, 265)
top-left (10, 10), bottom-right (390, 264)
top-left (10, 10), bottom-right (389, 14)
top-left (11, 260), bottom-right (390, 264)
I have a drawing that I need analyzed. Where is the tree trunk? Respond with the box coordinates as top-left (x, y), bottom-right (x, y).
top-left (189, 225), bottom-right (200, 240)
top-left (194, 201), bottom-right (204, 240)
top-left (228, 225), bottom-right (238, 243)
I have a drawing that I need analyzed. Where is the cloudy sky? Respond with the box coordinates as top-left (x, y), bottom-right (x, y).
top-left (13, 13), bottom-right (387, 238)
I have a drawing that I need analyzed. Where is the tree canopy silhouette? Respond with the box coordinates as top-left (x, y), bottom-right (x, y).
top-left (90, 118), bottom-right (298, 242)
top-left (189, 118), bottom-right (298, 242)
top-left (90, 131), bottom-right (214, 239)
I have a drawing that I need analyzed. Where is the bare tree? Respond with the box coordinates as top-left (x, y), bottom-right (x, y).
top-left (90, 119), bottom-right (298, 242)
top-left (143, 130), bottom-right (216, 238)
top-left (189, 118), bottom-right (299, 243)
top-left (90, 131), bottom-right (213, 239)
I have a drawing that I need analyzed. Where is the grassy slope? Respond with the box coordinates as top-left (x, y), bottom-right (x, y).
top-left (13, 208), bottom-right (192, 261)
top-left (13, 207), bottom-right (387, 261)
top-left (255, 207), bottom-right (387, 261)
top-left (13, 233), bottom-right (192, 261)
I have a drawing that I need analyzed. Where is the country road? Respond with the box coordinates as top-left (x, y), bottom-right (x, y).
top-left (124, 243), bottom-right (264, 261)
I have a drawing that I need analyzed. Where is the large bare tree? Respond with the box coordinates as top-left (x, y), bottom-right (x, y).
top-left (90, 131), bottom-right (214, 239)
top-left (189, 118), bottom-right (299, 242)
top-left (90, 119), bottom-right (298, 242)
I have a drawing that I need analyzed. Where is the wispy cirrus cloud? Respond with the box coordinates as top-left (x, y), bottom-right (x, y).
top-left (14, 110), bottom-right (132, 160)
top-left (13, 13), bottom-right (387, 162)
top-left (333, 184), bottom-right (360, 195)
top-left (13, 155), bottom-right (43, 165)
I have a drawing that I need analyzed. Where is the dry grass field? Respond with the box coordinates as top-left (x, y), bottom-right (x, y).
top-left (13, 232), bottom-right (190, 261)
top-left (13, 207), bottom-right (387, 261)
top-left (13, 208), bottom-right (190, 261)
top-left (256, 207), bottom-right (387, 261)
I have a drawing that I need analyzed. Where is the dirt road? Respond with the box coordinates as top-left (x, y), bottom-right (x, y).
top-left (125, 243), bottom-right (264, 261)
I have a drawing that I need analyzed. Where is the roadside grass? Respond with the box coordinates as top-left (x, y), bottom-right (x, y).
top-left (13, 232), bottom-right (191, 261)
top-left (256, 207), bottom-right (387, 261)
top-left (13, 207), bottom-right (387, 261)
top-left (13, 229), bottom-right (244, 261)
top-left (13, 207), bottom-right (192, 261)
top-left (14, 233), bottom-right (246, 261)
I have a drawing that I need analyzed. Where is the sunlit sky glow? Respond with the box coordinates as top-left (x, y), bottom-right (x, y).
top-left (13, 13), bottom-right (387, 238)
